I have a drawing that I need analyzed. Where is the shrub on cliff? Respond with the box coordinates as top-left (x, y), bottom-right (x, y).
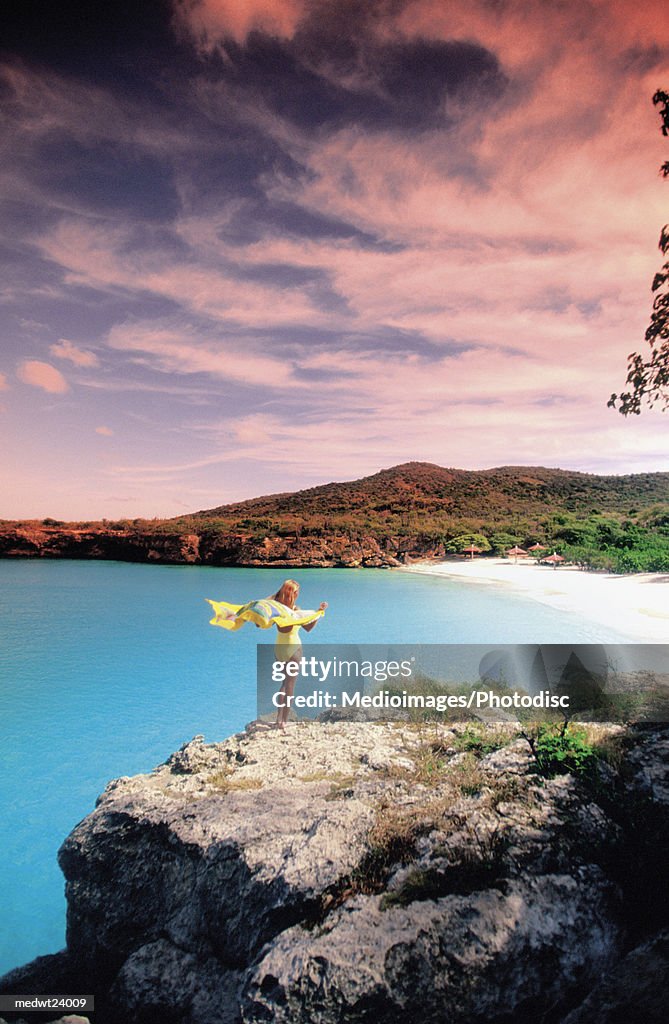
top-left (525, 723), bottom-right (599, 777)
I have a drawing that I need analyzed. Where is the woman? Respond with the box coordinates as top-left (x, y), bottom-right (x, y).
top-left (273, 579), bottom-right (327, 730)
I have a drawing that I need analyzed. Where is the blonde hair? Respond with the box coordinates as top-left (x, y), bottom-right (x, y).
top-left (272, 579), bottom-right (299, 607)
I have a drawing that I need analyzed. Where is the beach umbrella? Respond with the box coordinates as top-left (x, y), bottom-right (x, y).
top-left (528, 543), bottom-right (547, 552)
top-left (542, 552), bottom-right (565, 569)
top-left (462, 544), bottom-right (482, 559)
top-left (506, 545), bottom-right (527, 563)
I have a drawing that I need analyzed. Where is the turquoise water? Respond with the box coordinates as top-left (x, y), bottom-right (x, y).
top-left (0, 559), bottom-right (631, 974)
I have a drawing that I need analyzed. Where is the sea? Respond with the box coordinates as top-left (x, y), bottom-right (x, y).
top-left (0, 558), bottom-right (637, 975)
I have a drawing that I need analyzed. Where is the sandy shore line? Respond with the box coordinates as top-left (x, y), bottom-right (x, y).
top-left (399, 558), bottom-right (669, 643)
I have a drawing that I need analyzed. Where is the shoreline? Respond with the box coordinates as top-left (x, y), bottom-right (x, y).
top-left (399, 557), bottom-right (669, 643)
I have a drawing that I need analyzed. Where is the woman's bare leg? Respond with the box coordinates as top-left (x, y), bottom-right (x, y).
top-left (275, 652), bottom-right (300, 729)
top-left (277, 678), bottom-right (292, 729)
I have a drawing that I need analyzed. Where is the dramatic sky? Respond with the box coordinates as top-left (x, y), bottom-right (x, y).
top-left (2, 0), bottom-right (669, 519)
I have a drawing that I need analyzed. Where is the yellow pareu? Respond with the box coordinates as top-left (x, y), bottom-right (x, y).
top-left (206, 598), bottom-right (324, 632)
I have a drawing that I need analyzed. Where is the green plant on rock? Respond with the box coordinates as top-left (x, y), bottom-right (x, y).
top-left (524, 723), bottom-right (599, 778)
top-left (451, 723), bottom-right (511, 758)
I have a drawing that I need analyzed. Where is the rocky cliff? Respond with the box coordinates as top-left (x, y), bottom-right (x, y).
top-left (0, 525), bottom-right (416, 567)
top-left (1, 721), bottom-right (668, 1024)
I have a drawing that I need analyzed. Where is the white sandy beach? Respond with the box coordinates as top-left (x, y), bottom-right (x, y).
top-left (400, 558), bottom-right (669, 643)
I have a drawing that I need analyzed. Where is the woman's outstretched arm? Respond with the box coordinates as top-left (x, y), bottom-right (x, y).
top-left (302, 602), bottom-right (328, 632)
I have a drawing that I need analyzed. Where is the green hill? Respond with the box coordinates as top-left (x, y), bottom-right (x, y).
top-left (190, 462), bottom-right (669, 524)
top-left (3, 463), bottom-right (669, 572)
top-left (164, 462), bottom-right (669, 572)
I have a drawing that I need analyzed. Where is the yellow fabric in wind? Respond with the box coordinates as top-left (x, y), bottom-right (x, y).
top-left (206, 597), bottom-right (324, 632)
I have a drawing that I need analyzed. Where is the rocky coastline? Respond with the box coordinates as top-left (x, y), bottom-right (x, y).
top-left (1, 720), bottom-right (668, 1024)
top-left (0, 524), bottom-right (434, 568)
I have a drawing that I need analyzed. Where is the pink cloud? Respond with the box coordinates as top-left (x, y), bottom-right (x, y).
top-left (50, 339), bottom-right (99, 367)
top-left (10, 0), bottom-right (668, 514)
top-left (140, 377), bottom-right (666, 485)
top-left (95, 425), bottom-right (114, 436)
top-left (105, 321), bottom-right (298, 389)
top-left (174, 0), bottom-right (306, 48)
top-left (394, 0), bottom-right (669, 76)
top-left (37, 220), bottom-right (336, 330)
top-left (0, 372), bottom-right (8, 390)
top-left (17, 360), bottom-right (68, 393)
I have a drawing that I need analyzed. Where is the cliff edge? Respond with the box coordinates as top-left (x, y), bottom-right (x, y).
top-left (0, 524), bottom-right (404, 567)
top-left (1, 721), bottom-right (668, 1024)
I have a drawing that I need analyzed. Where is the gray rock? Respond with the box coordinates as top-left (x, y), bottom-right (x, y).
top-left (0, 950), bottom-right (76, 993)
top-left (624, 727), bottom-right (669, 806)
top-left (164, 735), bottom-right (232, 774)
top-left (110, 939), bottom-right (241, 1024)
top-left (4, 722), bottom-right (668, 1024)
top-left (243, 871), bottom-right (620, 1024)
top-left (481, 738), bottom-right (535, 774)
top-left (58, 727), bottom-right (381, 971)
top-left (561, 927), bottom-right (669, 1024)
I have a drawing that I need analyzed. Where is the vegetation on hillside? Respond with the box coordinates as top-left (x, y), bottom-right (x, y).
top-left (174, 463), bottom-right (669, 572)
top-left (3, 463), bottom-right (669, 573)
